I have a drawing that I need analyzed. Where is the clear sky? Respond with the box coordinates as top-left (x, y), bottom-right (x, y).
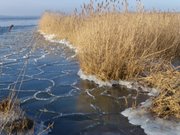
top-left (0, 0), bottom-right (179, 16)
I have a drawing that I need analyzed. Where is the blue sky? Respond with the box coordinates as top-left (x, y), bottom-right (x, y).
top-left (0, 0), bottom-right (179, 16)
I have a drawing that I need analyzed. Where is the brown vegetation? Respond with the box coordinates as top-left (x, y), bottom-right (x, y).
top-left (0, 98), bottom-right (34, 134)
top-left (39, 0), bottom-right (180, 119)
top-left (145, 70), bottom-right (180, 119)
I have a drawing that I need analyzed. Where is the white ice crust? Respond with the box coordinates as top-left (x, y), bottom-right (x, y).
top-left (78, 69), bottom-right (158, 96)
top-left (121, 100), bottom-right (180, 135)
top-left (39, 31), bottom-right (77, 53)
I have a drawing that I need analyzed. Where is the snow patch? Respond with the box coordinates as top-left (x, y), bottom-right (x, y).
top-left (121, 100), bottom-right (180, 135)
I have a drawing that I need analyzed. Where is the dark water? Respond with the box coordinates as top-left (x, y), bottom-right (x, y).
top-left (0, 18), bottom-right (149, 135)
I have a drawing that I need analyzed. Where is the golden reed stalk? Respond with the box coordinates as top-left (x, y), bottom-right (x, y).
top-left (39, 0), bottom-right (180, 119)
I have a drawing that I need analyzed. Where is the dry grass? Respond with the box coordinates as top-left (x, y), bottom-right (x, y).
top-left (39, 1), bottom-right (180, 80)
top-left (39, 0), bottom-right (180, 119)
top-left (0, 98), bottom-right (34, 134)
top-left (144, 69), bottom-right (180, 119)
top-left (76, 13), bottom-right (180, 80)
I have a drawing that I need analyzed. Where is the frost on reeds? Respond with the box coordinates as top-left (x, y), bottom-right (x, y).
top-left (39, 0), bottom-right (180, 119)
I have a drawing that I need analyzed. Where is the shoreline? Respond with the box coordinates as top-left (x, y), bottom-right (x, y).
top-left (39, 31), bottom-right (78, 53)
top-left (39, 31), bottom-right (180, 135)
top-left (40, 31), bottom-right (158, 95)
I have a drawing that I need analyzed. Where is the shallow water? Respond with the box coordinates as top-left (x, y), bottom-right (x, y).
top-left (0, 19), bottom-right (150, 135)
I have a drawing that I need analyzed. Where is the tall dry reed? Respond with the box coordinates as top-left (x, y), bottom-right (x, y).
top-left (39, 0), bottom-right (180, 80)
top-left (39, 0), bottom-right (180, 119)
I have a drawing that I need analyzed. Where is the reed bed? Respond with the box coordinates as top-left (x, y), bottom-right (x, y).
top-left (144, 69), bottom-right (180, 119)
top-left (39, 0), bottom-right (180, 119)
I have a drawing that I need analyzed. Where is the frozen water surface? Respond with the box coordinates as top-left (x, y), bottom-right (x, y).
top-left (1, 18), bottom-right (178, 135)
